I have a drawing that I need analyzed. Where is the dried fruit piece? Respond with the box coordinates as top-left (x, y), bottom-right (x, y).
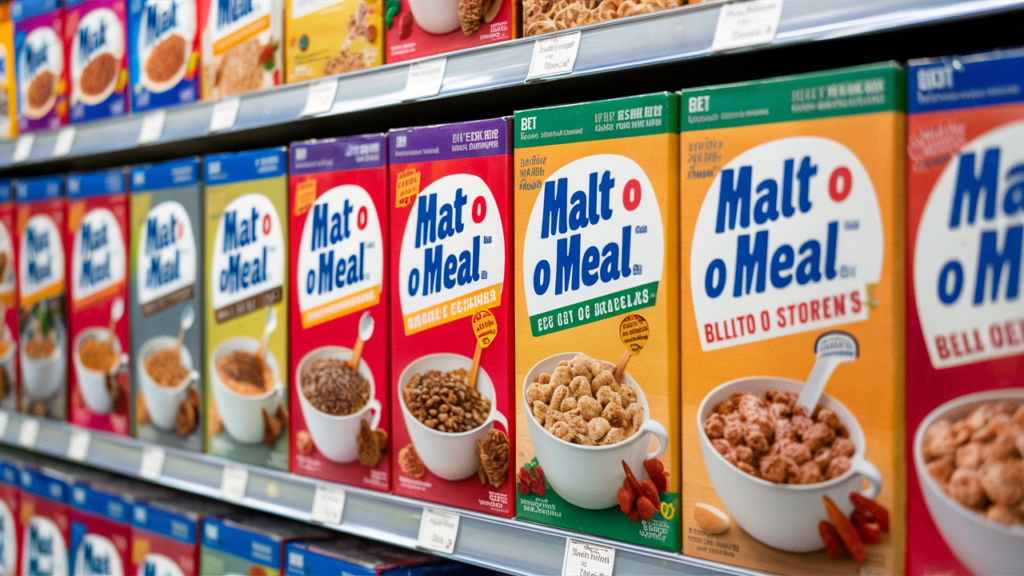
top-left (850, 492), bottom-right (890, 532)
top-left (519, 482), bottom-right (530, 495)
top-left (819, 521), bottom-right (844, 559)
top-left (533, 465), bottom-right (545, 484)
top-left (399, 444), bottom-right (426, 479)
top-left (629, 507), bottom-right (640, 523)
top-left (476, 429), bottom-right (510, 488)
top-left (399, 12), bottom-right (413, 40)
top-left (296, 430), bottom-right (314, 454)
top-left (530, 477), bottom-right (546, 496)
top-left (640, 479), bottom-right (661, 509)
top-left (852, 515), bottom-right (882, 545)
top-left (643, 458), bottom-right (668, 492)
top-left (622, 460), bottom-right (642, 497)
top-left (693, 503), bottom-right (730, 534)
top-left (357, 420), bottom-right (384, 467)
top-left (176, 399), bottom-right (197, 436)
top-left (617, 487), bottom-right (634, 514)
top-left (262, 408), bottom-right (282, 447)
top-left (824, 495), bottom-right (864, 564)
top-left (636, 496), bottom-right (656, 521)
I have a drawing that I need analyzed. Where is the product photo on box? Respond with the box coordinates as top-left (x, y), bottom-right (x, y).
top-left (127, 0), bottom-right (205, 112)
top-left (65, 0), bottom-right (131, 123)
top-left (12, 0), bottom-right (68, 132)
top-left (0, 180), bottom-right (17, 414)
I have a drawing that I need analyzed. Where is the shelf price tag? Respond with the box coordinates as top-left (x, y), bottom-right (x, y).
top-left (138, 110), bottom-right (167, 144)
top-left (12, 134), bottom-right (34, 163)
top-left (17, 418), bottom-right (40, 449)
top-left (526, 30), bottom-right (581, 82)
top-left (301, 79), bottom-right (339, 117)
top-left (562, 538), bottom-right (615, 576)
top-left (403, 58), bottom-right (447, 101)
top-left (52, 127), bottom-right (76, 157)
top-left (67, 430), bottom-right (91, 462)
top-left (711, 0), bottom-right (784, 52)
top-left (220, 466), bottom-right (248, 502)
top-left (310, 484), bottom-right (346, 525)
top-left (417, 508), bottom-right (459, 555)
top-left (139, 446), bottom-right (166, 480)
top-left (0, 411), bottom-right (9, 440)
top-left (208, 97), bottom-right (241, 133)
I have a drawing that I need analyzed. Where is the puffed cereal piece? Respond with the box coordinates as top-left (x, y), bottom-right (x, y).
top-left (927, 454), bottom-right (956, 485)
top-left (551, 385), bottom-right (569, 412)
top-left (566, 413), bottom-right (589, 436)
top-left (592, 370), bottom-right (618, 393)
top-left (951, 420), bottom-right (974, 444)
top-left (985, 504), bottom-right (1021, 526)
top-left (816, 408), bottom-right (841, 430)
top-left (602, 401), bottom-right (627, 427)
top-left (1013, 404), bottom-right (1024, 426)
top-left (544, 408), bottom-right (564, 430)
top-left (704, 413), bottom-right (726, 439)
top-left (791, 414), bottom-right (814, 435)
top-left (983, 429), bottom-right (1017, 463)
top-left (947, 468), bottom-right (988, 509)
top-left (714, 396), bottom-right (738, 416)
top-left (560, 396), bottom-right (578, 412)
top-left (813, 447), bottom-right (835, 469)
top-left (724, 416), bottom-right (744, 445)
top-left (570, 357), bottom-right (593, 380)
top-left (924, 419), bottom-right (960, 460)
top-left (602, 427), bottom-right (629, 445)
top-left (738, 462), bottom-right (758, 477)
top-left (803, 422), bottom-right (837, 452)
top-left (1016, 431), bottom-right (1024, 457)
top-left (734, 445), bottom-right (754, 464)
top-left (972, 414), bottom-right (1011, 443)
top-left (629, 404), bottom-right (645, 433)
top-left (550, 421), bottom-right (574, 442)
top-left (781, 440), bottom-right (812, 465)
top-left (775, 419), bottom-right (796, 442)
top-left (571, 376), bottom-right (593, 400)
top-left (620, 384), bottom-right (638, 406)
top-left (588, 417), bottom-right (611, 441)
top-left (767, 390), bottom-right (798, 408)
top-left (826, 456), bottom-right (851, 479)
top-left (712, 439), bottom-right (735, 463)
top-left (527, 382), bottom-right (554, 405)
top-left (551, 365), bottom-right (573, 388)
top-left (744, 423), bottom-right (770, 455)
top-left (832, 437), bottom-right (856, 459)
top-left (557, 360), bottom-right (569, 367)
top-left (579, 396), bottom-right (602, 421)
top-left (979, 461), bottom-right (1024, 506)
top-left (575, 433), bottom-right (596, 446)
top-left (532, 401), bottom-right (549, 425)
top-left (760, 454), bottom-right (797, 483)
top-left (596, 386), bottom-right (623, 408)
top-left (770, 403), bottom-right (791, 421)
top-left (536, 373), bottom-right (551, 384)
top-left (796, 461), bottom-right (825, 484)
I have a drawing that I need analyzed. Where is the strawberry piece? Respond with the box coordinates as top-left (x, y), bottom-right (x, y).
top-left (643, 459), bottom-right (668, 492)
top-left (850, 493), bottom-right (889, 533)
top-left (640, 479), bottom-right (661, 509)
top-left (629, 508), bottom-right (640, 523)
top-left (636, 496), bottom-right (656, 521)
top-left (617, 487), bottom-right (635, 514)
top-left (530, 478), bottom-right (546, 496)
top-left (519, 482), bottom-right (530, 495)
top-left (533, 466), bottom-right (545, 484)
top-left (852, 515), bottom-right (882, 545)
top-left (622, 461), bottom-right (642, 497)
top-left (824, 496), bottom-right (865, 564)
top-left (818, 521), bottom-right (844, 559)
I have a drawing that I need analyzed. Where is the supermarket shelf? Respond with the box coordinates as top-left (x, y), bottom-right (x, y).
top-left (0, 411), bottom-right (764, 576)
top-left (0, 0), bottom-right (1022, 172)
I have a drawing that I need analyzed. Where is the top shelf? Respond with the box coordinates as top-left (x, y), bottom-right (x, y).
top-left (0, 0), bottom-right (1020, 172)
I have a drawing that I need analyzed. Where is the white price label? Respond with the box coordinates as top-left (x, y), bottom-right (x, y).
top-left (562, 538), bottom-right (616, 576)
top-left (52, 127), bottom-right (76, 157)
top-left (139, 446), bottom-right (166, 480)
top-left (310, 484), bottom-right (346, 525)
top-left (208, 97), bottom-right (241, 133)
top-left (526, 31), bottom-right (581, 81)
top-left (301, 79), bottom-right (339, 117)
top-left (138, 110), bottom-right (167, 145)
top-left (17, 418), bottom-right (39, 448)
top-left (12, 134), bottom-right (34, 163)
top-left (0, 411), bottom-right (9, 440)
top-left (67, 430), bottom-right (91, 462)
top-left (711, 0), bottom-right (784, 52)
top-left (404, 58), bottom-right (447, 101)
top-left (417, 508), bottom-right (459, 555)
top-left (220, 466), bottom-right (249, 502)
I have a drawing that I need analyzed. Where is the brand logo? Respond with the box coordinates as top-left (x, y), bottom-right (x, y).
top-left (137, 202), bottom-right (197, 316)
top-left (78, 18), bottom-right (107, 64)
top-left (140, 553), bottom-right (184, 576)
top-left (918, 65), bottom-right (955, 92)
top-left (73, 534), bottom-right (123, 576)
top-left (523, 154), bottom-right (663, 336)
top-left (145, 1), bottom-right (177, 46)
top-left (211, 193), bottom-right (284, 323)
top-left (690, 137), bottom-right (883, 350)
top-left (688, 95), bottom-right (710, 113)
top-left (21, 516), bottom-right (67, 576)
top-left (217, 0), bottom-right (253, 29)
top-left (24, 43), bottom-right (47, 76)
top-left (914, 120), bottom-right (1024, 368)
top-left (398, 174), bottom-right (504, 335)
top-left (72, 208), bottom-right (126, 304)
top-left (20, 215), bottom-right (65, 298)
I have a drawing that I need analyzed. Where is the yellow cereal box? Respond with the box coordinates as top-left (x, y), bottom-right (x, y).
top-left (680, 63), bottom-right (906, 573)
top-left (0, 1), bottom-right (17, 139)
top-left (514, 93), bottom-right (681, 551)
top-left (284, 0), bottom-right (381, 83)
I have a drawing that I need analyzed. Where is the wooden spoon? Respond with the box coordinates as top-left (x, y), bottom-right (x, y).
top-left (345, 311), bottom-right (375, 371)
top-left (254, 306), bottom-right (278, 363)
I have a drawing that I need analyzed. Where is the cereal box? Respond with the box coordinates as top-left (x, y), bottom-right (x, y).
top-left (129, 157), bottom-right (204, 452)
top-left (12, 0), bottom-right (67, 132)
top-left (16, 175), bottom-right (67, 420)
top-left (906, 50), bottom-right (1024, 576)
top-left (0, 180), bottom-right (17, 413)
top-left (514, 93), bottom-right (681, 550)
top-left (127, 0), bottom-right (207, 112)
top-left (65, 0), bottom-right (130, 123)
top-left (199, 515), bottom-right (327, 575)
top-left (201, 0), bottom-right (283, 100)
top-left (0, 461), bottom-right (21, 575)
top-left (388, 119), bottom-right (514, 517)
top-left (521, 0), bottom-right (679, 37)
top-left (289, 135), bottom-right (390, 491)
top-left (66, 168), bottom-right (131, 435)
top-left (70, 480), bottom-right (167, 576)
top-left (284, 536), bottom-right (460, 576)
top-left (131, 496), bottom-right (234, 576)
top-left (680, 63), bottom-right (906, 573)
top-left (0, 2), bottom-right (18, 139)
top-left (204, 147), bottom-right (289, 470)
top-left (384, 0), bottom-right (516, 64)
top-left (284, 0), bottom-right (382, 83)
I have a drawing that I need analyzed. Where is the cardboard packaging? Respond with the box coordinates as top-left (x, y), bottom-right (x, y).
top-left (0, 180), bottom-right (17, 413)
top-left (131, 496), bottom-right (234, 576)
top-left (0, 461), bottom-right (20, 575)
top-left (127, 0), bottom-right (206, 112)
top-left (284, 536), bottom-right (463, 576)
top-left (521, 0), bottom-right (679, 37)
top-left (284, 0), bottom-right (382, 82)
top-left (129, 157), bottom-right (205, 452)
top-left (70, 480), bottom-right (168, 576)
top-left (204, 147), bottom-right (290, 470)
top-left (65, 0), bottom-right (130, 123)
top-left (513, 93), bottom-right (681, 550)
top-left (388, 118), bottom-right (515, 516)
top-left (201, 0), bottom-right (283, 100)
top-left (679, 63), bottom-right (906, 573)
top-left (16, 175), bottom-right (67, 420)
top-left (199, 515), bottom-right (327, 575)
top-left (289, 135), bottom-right (390, 491)
top-left (0, 2), bottom-right (18, 139)
top-left (906, 50), bottom-right (1024, 576)
top-left (66, 168), bottom-right (131, 435)
top-left (12, 0), bottom-right (67, 132)
top-left (384, 0), bottom-right (516, 64)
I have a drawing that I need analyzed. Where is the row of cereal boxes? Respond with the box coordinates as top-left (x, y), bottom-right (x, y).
top-left (0, 0), bottom-right (697, 138)
top-left (0, 449), bottom-right (493, 575)
top-left (0, 53), bottom-right (1021, 576)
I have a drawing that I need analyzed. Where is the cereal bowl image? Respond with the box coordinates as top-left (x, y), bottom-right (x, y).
top-left (297, 346), bottom-right (381, 463)
top-left (141, 33), bottom-right (190, 94)
top-left (697, 377), bottom-right (882, 553)
top-left (398, 353), bottom-right (506, 481)
top-left (210, 337), bottom-right (283, 444)
top-left (20, 323), bottom-right (65, 401)
top-left (138, 335), bottom-right (199, 431)
top-left (407, 0), bottom-right (461, 34)
top-left (72, 327), bottom-right (128, 414)
top-left (523, 352), bottom-right (669, 510)
top-left (914, 389), bottom-right (1024, 576)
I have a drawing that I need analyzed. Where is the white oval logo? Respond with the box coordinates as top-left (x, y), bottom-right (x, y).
top-left (137, 0), bottom-right (196, 92)
top-left (21, 515), bottom-right (68, 576)
top-left (136, 553), bottom-right (183, 576)
top-left (210, 193), bottom-right (284, 322)
top-left (18, 26), bottom-right (64, 118)
top-left (136, 201), bottom-right (197, 315)
top-left (72, 208), bottom-right (127, 303)
top-left (690, 136), bottom-right (883, 350)
top-left (19, 214), bottom-right (65, 299)
top-left (70, 8), bottom-right (125, 105)
top-left (73, 533), bottom-right (124, 576)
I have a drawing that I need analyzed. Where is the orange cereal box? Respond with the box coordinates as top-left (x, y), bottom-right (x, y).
top-left (680, 63), bottom-right (906, 573)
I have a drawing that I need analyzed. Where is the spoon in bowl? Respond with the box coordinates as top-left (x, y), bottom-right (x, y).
top-left (174, 305), bottom-right (195, 356)
top-left (106, 297), bottom-right (124, 344)
top-left (345, 311), bottom-right (375, 372)
top-left (254, 306), bottom-right (279, 363)
top-left (796, 331), bottom-right (859, 415)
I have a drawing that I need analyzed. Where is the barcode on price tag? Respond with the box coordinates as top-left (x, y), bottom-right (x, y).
top-left (403, 58), bottom-right (447, 101)
top-left (0, 411), bottom-right (9, 440)
top-left (208, 97), bottom-right (241, 132)
top-left (12, 134), bottom-right (34, 163)
top-left (67, 430), bottom-right (91, 462)
top-left (220, 466), bottom-right (249, 502)
top-left (310, 484), bottom-right (346, 525)
top-left (526, 31), bottom-right (581, 82)
top-left (17, 418), bottom-right (39, 449)
top-left (301, 79), bottom-right (339, 117)
top-left (711, 0), bottom-right (784, 52)
top-left (138, 110), bottom-right (167, 144)
top-left (562, 538), bottom-right (615, 576)
top-left (139, 446), bottom-right (166, 480)
top-left (52, 127), bottom-right (76, 157)
top-left (417, 508), bottom-right (459, 554)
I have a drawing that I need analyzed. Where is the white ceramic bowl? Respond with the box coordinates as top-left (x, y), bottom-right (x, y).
top-left (297, 346), bottom-right (380, 463)
top-left (523, 352), bottom-right (669, 510)
top-left (20, 323), bottom-right (66, 401)
top-left (72, 327), bottom-right (128, 415)
top-left (137, 335), bottom-right (199, 431)
top-left (697, 377), bottom-right (882, 553)
top-left (209, 337), bottom-right (283, 444)
top-left (914, 389), bottom-right (1024, 575)
top-left (407, 0), bottom-right (461, 34)
top-left (399, 353), bottom-right (506, 481)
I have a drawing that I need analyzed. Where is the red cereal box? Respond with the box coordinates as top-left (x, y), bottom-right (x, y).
top-left (289, 134), bottom-right (391, 492)
top-left (0, 461), bottom-right (21, 575)
top-left (388, 119), bottom-right (514, 516)
top-left (384, 0), bottom-right (517, 64)
top-left (0, 182), bottom-right (17, 414)
top-left (65, 169), bottom-right (130, 434)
